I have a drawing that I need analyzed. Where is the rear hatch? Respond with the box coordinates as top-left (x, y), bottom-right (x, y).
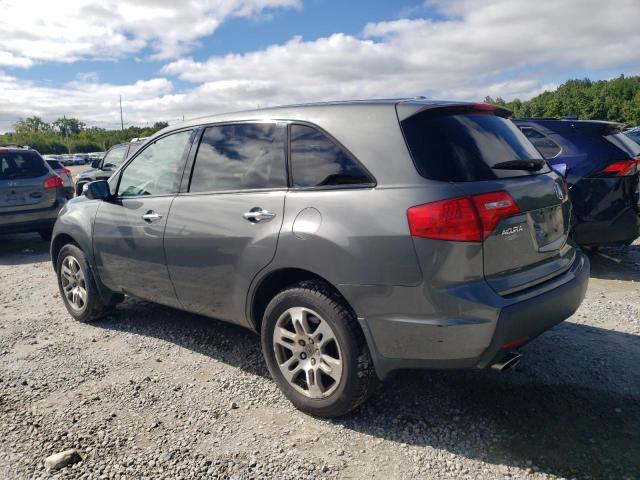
top-left (0, 150), bottom-right (58, 213)
top-left (400, 104), bottom-right (574, 295)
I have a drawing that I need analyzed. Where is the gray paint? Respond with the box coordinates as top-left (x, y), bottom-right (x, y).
top-left (51, 99), bottom-right (589, 379)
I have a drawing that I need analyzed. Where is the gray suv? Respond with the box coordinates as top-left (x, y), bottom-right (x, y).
top-left (1, 147), bottom-right (68, 240)
top-left (51, 100), bottom-right (589, 417)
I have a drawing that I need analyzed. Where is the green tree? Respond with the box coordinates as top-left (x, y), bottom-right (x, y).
top-left (14, 116), bottom-right (50, 134)
top-left (487, 75), bottom-right (640, 126)
top-left (52, 117), bottom-right (86, 137)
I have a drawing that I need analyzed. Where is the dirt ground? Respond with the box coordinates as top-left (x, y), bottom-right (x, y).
top-left (0, 221), bottom-right (639, 478)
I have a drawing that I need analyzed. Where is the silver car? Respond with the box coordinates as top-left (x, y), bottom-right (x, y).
top-left (51, 99), bottom-right (589, 417)
top-left (1, 147), bottom-right (68, 240)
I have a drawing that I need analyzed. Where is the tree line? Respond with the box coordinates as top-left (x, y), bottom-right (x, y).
top-left (2, 75), bottom-right (638, 154)
top-left (0, 117), bottom-right (169, 154)
top-left (485, 75), bottom-right (640, 125)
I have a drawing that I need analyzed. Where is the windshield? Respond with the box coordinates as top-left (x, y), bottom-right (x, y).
top-left (401, 112), bottom-right (550, 182)
top-left (102, 145), bottom-right (128, 169)
top-left (1, 152), bottom-right (48, 180)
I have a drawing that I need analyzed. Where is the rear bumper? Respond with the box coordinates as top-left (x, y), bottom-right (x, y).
top-left (572, 207), bottom-right (640, 246)
top-left (344, 251), bottom-right (589, 379)
top-left (0, 198), bottom-right (65, 234)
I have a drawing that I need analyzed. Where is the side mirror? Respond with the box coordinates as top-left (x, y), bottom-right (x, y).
top-left (91, 159), bottom-right (101, 168)
top-left (551, 163), bottom-right (568, 178)
top-left (84, 180), bottom-right (112, 201)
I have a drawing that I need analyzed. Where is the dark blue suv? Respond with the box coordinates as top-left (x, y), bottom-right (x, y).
top-left (513, 119), bottom-right (640, 246)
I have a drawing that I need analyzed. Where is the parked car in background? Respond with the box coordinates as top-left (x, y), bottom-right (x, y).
top-left (625, 126), bottom-right (640, 145)
top-left (73, 154), bottom-right (89, 165)
top-left (59, 155), bottom-right (74, 166)
top-left (51, 100), bottom-right (588, 417)
top-left (74, 138), bottom-right (147, 195)
top-left (1, 146), bottom-right (67, 240)
top-left (45, 159), bottom-right (74, 198)
top-left (514, 119), bottom-right (640, 247)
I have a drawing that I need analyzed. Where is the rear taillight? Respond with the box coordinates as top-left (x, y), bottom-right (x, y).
top-left (61, 168), bottom-right (71, 175)
top-left (407, 191), bottom-right (520, 242)
top-left (43, 176), bottom-right (63, 189)
top-left (600, 159), bottom-right (640, 177)
top-left (471, 191), bottom-right (521, 240)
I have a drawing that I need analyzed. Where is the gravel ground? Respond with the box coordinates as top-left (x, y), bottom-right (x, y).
top-left (0, 229), bottom-right (639, 480)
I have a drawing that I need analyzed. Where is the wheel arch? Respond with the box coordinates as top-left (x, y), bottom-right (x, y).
top-left (51, 232), bottom-right (78, 267)
top-left (248, 267), bottom-right (358, 334)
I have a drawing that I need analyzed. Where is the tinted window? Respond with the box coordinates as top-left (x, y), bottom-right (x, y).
top-left (402, 113), bottom-right (549, 182)
top-left (102, 145), bottom-right (128, 169)
top-left (190, 123), bottom-right (286, 193)
top-left (521, 127), bottom-right (562, 158)
top-left (0, 152), bottom-right (48, 179)
top-left (290, 125), bottom-right (371, 188)
top-left (607, 133), bottom-right (640, 157)
top-left (47, 160), bottom-right (64, 170)
top-left (118, 130), bottom-right (192, 197)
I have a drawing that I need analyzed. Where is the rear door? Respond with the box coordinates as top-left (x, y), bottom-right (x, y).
top-left (400, 108), bottom-right (574, 295)
top-left (164, 122), bottom-right (287, 325)
top-left (93, 129), bottom-right (195, 305)
top-left (0, 151), bottom-right (57, 213)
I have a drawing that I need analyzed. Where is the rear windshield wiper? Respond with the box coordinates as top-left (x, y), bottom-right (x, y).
top-left (492, 159), bottom-right (545, 171)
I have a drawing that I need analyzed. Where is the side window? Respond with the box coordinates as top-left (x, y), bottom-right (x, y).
top-left (290, 124), bottom-right (371, 188)
top-left (189, 123), bottom-right (286, 193)
top-left (521, 128), bottom-right (562, 159)
top-left (102, 145), bottom-right (127, 169)
top-left (118, 130), bottom-right (193, 197)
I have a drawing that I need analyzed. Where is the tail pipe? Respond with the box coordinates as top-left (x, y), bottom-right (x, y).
top-left (491, 351), bottom-right (522, 372)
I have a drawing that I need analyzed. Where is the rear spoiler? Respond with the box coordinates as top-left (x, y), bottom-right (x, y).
top-left (396, 101), bottom-right (512, 122)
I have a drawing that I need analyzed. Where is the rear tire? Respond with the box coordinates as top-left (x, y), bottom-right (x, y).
top-left (261, 281), bottom-right (378, 417)
top-left (55, 243), bottom-right (116, 322)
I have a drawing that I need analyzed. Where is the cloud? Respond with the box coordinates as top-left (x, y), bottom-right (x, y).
top-left (1, 0), bottom-right (639, 130)
top-left (0, 0), bottom-right (300, 64)
top-left (163, 0), bottom-right (640, 105)
top-left (0, 73), bottom-right (178, 131)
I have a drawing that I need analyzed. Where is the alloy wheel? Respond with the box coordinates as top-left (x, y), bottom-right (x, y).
top-left (60, 255), bottom-right (87, 311)
top-left (272, 307), bottom-right (343, 399)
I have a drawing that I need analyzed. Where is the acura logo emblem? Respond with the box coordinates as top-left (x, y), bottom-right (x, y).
top-left (554, 183), bottom-right (565, 201)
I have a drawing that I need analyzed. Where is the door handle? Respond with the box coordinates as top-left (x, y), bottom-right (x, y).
top-left (142, 211), bottom-right (163, 222)
top-left (243, 208), bottom-right (276, 223)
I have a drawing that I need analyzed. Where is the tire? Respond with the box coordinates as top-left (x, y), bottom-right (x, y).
top-left (38, 228), bottom-right (53, 241)
top-left (55, 243), bottom-right (116, 322)
top-left (261, 281), bottom-right (379, 417)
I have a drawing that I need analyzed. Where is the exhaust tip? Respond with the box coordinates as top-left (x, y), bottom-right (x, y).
top-left (491, 351), bottom-right (523, 372)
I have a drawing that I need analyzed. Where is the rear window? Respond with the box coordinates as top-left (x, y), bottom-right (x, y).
top-left (290, 124), bottom-right (373, 188)
top-left (46, 160), bottom-right (64, 170)
top-left (401, 112), bottom-right (549, 182)
top-left (606, 133), bottom-right (640, 157)
top-left (0, 152), bottom-right (48, 180)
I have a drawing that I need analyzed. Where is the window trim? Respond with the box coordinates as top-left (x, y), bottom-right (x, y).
top-left (287, 121), bottom-right (377, 191)
top-left (182, 120), bottom-right (290, 196)
top-left (520, 126), bottom-right (563, 160)
top-left (113, 127), bottom-right (196, 200)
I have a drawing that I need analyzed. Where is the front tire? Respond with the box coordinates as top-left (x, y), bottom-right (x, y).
top-left (261, 281), bottom-right (378, 417)
top-left (55, 243), bottom-right (115, 322)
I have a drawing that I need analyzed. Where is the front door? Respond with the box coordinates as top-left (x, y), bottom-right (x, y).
top-left (93, 129), bottom-right (195, 306)
top-left (164, 122), bottom-right (288, 325)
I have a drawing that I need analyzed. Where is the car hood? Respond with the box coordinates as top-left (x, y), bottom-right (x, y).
top-left (78, 168), bottom-right (112, 180)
